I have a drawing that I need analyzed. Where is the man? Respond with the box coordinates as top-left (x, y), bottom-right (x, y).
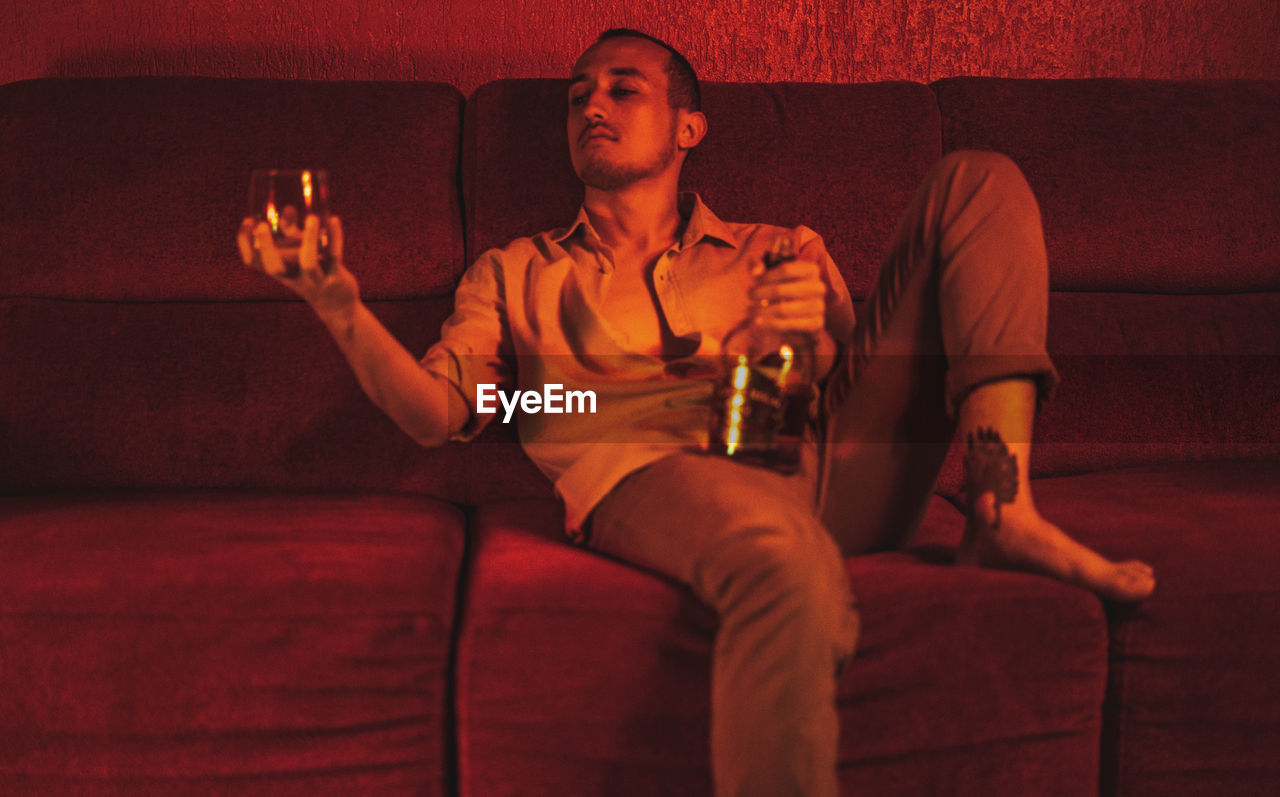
top-left (238, 28), bottom-right (1155, 797)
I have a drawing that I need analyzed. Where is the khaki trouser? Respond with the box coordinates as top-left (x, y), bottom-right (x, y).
top-left (584, 150), bottom-right (1059, 797)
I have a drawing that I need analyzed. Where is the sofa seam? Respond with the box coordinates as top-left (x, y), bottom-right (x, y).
top-left (1099, 610), bottom-right (1132, 797)
top-left (1113, 617), bottom-right (1131, 796)
top-left (444, 504), bottom-right (478, 797)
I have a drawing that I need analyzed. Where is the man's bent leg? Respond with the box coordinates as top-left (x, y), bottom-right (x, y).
top-left (586, 451), bottom-right (859, 797)
top-left (817, 150), bottom-right (1156, 600)
top-left (818, 149), bottom-right (1058, 556)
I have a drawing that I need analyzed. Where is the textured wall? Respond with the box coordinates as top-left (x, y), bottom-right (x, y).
top-left (5, 0), bottom-right (1278, 93)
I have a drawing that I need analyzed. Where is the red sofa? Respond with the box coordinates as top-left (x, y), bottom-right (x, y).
top-left (1, 75), bottom-right (1277, 796)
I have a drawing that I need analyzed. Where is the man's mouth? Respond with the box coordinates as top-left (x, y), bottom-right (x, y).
top-left (581, 126), bottom-right (618, 144)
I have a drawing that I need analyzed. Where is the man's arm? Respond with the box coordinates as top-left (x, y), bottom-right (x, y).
top-left (319, 298), bottom-right (468, 447)
top-left (237, 213), bottom-right (464, 448)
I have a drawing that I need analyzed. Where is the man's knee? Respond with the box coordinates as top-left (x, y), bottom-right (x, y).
top-left (935, 149), bottom-right (1039, 211)
top-left (939, 148), bottom-right (1022, 180)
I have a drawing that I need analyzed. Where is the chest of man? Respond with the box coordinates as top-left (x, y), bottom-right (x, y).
top-left (530, 237), bottom-right (756, 364)
top-left (596, 253), bottom-right (698, 359)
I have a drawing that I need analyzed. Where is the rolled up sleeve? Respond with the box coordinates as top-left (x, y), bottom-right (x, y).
top-left (420, 251), bottom-right (514, 442)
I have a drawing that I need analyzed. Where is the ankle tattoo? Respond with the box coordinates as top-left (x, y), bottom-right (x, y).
top-left (964, 427), bottom-right (1018, 528)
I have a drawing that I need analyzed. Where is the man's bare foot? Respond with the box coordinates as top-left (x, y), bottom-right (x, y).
top-left (956, 492), bottom-right (1156, 603)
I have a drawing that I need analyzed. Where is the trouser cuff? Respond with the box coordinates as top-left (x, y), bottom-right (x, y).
top-left (945, 353), bottom-right (1059, 418)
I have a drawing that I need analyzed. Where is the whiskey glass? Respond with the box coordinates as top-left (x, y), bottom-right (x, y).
top-left (247, 169), bottom-right (331, 269)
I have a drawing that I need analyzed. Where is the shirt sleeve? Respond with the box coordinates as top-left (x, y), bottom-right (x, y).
top-left (419, 250), bottom-right (515, 442)
top-left (794, 225), bottom-right (856, 343)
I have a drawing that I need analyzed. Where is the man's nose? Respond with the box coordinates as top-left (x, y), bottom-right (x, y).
top-left (581, 89), bottom-right (608, 120)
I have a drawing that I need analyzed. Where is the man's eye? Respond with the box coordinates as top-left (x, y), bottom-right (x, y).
top-left (570, 95), bottom-right (586, 106)
top-left (611, 88), bottom-right (635, 98)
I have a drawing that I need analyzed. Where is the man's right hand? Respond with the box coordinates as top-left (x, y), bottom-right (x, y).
top-left (237, 214), bottom-right (360, 327)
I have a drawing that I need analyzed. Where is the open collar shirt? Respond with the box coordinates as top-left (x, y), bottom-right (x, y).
top-left (421, 192), bottom-right (855, 537)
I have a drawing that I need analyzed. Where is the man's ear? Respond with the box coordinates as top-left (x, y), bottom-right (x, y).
top-left (677, 110), bottom-right (708, 152)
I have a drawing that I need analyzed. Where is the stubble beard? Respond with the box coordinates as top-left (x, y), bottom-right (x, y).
top-left (578, 129), bottom-right (679, 191)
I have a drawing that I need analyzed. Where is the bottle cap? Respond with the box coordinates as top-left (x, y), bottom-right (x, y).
top-left (763, 236), bottom-right (796, 270)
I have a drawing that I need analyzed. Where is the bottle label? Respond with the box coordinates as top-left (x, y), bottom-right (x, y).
top-left (704, 235), bottom-right (811, 473)
top-left (707, 360), bottom-right (803, 471)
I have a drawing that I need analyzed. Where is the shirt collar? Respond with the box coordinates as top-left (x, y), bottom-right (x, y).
top-left (551, 192), bottom-right (739, 251)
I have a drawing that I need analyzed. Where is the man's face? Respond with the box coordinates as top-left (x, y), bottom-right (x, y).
top-left (567, 37), bottom-right (681, 191)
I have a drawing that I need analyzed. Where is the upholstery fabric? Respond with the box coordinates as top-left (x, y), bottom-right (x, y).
top-left (1033, 292), bottom-right (1280, 471)
top-left (456, 498), bottom-right (1106, 797)
top-left (0, 297), bottom-right (552, 503)
top-left (1, 298), bottom-right (436, 493)
top-left (932, 77), bottom-right (1280, 293)
top-left (0, 491), bottom-right (466, 794)
top-left (934, 291), bottom-right (1280, 495)
top-left (463, 79), bottom-right (943, 298)
top-left (0, 77), bottom-right (466, 301)
top-left (1023, 460), bottom-right (1280, 796)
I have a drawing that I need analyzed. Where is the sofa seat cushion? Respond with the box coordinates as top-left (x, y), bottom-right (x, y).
top-left (0, 490), bottom-right (466, 795)
top-left (1019, 459), bottom-right (1280, 797)
top-left (456, 497), bottom-right (1106, 796)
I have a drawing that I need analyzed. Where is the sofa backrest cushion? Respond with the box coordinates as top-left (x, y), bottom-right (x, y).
top-left (933, 77), bottom-right (1280, 293)
top-left (0, 78), bottom-right (542, 501)
top-left (0, 77), bottom-right (466, 301)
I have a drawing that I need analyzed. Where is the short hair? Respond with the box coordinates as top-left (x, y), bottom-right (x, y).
top-left (596, 28), bottom-right (701, 113)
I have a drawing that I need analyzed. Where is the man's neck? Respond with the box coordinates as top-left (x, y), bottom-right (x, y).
top-left (582, 180), bottom-right (685, 256)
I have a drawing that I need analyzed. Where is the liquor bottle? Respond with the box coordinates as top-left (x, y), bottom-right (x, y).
top-left (706, 237), bottom-right (817, 473)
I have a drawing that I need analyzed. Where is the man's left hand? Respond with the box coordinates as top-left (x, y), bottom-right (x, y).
top-left (748, 258), bottom-right (828, 334)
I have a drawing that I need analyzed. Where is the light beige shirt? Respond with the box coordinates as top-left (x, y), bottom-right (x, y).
top-left (421, 193), bottom-right (855, 536)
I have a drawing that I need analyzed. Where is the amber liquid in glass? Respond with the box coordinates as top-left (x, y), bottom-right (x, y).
top-left (248, 169), bottom-right (331, 270)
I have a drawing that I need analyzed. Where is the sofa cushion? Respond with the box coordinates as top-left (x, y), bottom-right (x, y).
top-left (933, 77), bottom-right (1280, 292)
top-left (1020, 459), bottom-right (1280, 797)
top-left (464, 79), bottom-right (942, 298)
top-left (1033, 292), bottom-right (1280, 476)
top-left (0, 296), bottom-right (533, 498)
top-left (930, 291), bottom-right (1280, 494)
top-left (0, 491), bottom-right (465, 794)
top-left (0, 77), bottom-right (466, 301)
top-left (455, 497), bottom-right (1107, 796)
